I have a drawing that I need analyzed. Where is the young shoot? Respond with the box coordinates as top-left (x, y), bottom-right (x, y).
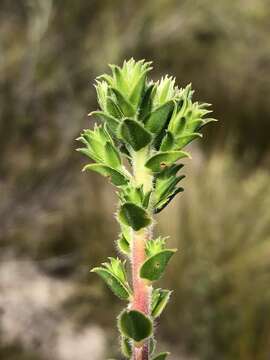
top-left (77, 58), bottom-right (216, 360)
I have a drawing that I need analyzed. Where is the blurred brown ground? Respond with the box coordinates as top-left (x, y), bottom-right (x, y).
top-left (0, 1), bottom-right (270, 359)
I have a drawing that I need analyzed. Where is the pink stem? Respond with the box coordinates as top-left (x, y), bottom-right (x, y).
top-left (131, 229), bottom-right (151, 360)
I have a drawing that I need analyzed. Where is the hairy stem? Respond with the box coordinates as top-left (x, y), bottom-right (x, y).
top-left (131, 148), bottom-right (153, 360)
top-left (132, 228), bottom-right (151, 359)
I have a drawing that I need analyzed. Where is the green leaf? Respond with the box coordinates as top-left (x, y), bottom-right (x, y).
top-left (91, 268), bottom-right (131, 300)
top-left (160, 163), bottom-right (184, 176)
top-left (104, 257), bottom-right (128, 283)
top-left (151, 288), bottom-right (172, 318)
top-left (95, 80), bottom-right (109, 111)
top-left (107, 96), bottom-right (123, 118)
top-left (145, 151), bottom-right (190, 173)
top-left (104, 141), bottom-right (121, 168)
top-left (160, 131), bottom-right (174, 151)
top-left (83, 164), bottom-right (129, 186)
top-left (168, 112), bottom-right (187, 135)
top-left (154, 187), bottom-right (184, 214)
top-left (121, 186), bottom-right (144, 206)
top-left (129, 71), bottom-right (148, 107)
top-left (111, 88), bottom-right (135, 117)
top-left (76, 147), bottom-right (100, 162)
top-left (146, 237), bottom-right (167, 257)
top-left (117, 235), bottom-right (130, 255)
top-left (110, 64), bottom-right (127, 93)
top-left (142, 190), bottom-right (152, 208)
top-left (84, 137), bottom-right (105, 160)
top-left (119, 119), bottom-right (152, 151)
top-left (175, 132), bottom-right (202, 149)
top-left (138, 83), bottom-right (155, 121)
top-left (174, 116), bottom-right (187, 134)
top-left (140, 249), bottom-right (177, 281)
top-left (154, 171), bottom-right (185, 212)
top-left (155, 175), bottom-right (185, 205)
top-left (91, 111), bottom-right (120, 134)
top-left (157, 76), bottom-right (176, 105)
top-left (96, 73), bottom-right (113, 86)
top-left (120, 222), bottom-right (132, 243)
top-left (151, 352), bottom-right (170, 360)
top-left (119, 202), bottom-right (151, 231)
top-left (145, 101), bottom-right (174, 134)
top-left (121, 336), bottom-right (132, 358)
top-left (118, 310), bottom-right (153, 342)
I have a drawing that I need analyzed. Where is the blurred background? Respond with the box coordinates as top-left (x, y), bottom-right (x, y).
top-left (1, 0), bottom-right (270, 359)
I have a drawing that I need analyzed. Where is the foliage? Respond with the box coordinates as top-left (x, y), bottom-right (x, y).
top-left (77, 59), bottom-right (215, 359)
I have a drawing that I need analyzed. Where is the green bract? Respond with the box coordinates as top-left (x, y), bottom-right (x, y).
top-left (77, 58), bottom-right (216, 359)
top-left (118, 310), bottom-right (153, 342)
top-left (151, 288), bottom-right (172, 318)
top-left (119, 202), bottom-right (151, 231)
top-left (91, 257), bottom-right (131, 300)
top-left (140, 249), bottom-right (177, 281)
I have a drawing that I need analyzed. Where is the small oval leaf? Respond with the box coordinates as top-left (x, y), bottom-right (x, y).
top-left (118, 310), bottom-right (153, 342)
top-left (91, 268), bottom-right (130, 300)
top-left (140, 249), bottom-right (177, 281)
top-left (145, 151), bottom-right (190, 173)
top-left (119, 202), bottom-right (151, 231)
top-left (119, 119), bottom-right (152, 151)
top-left (83, 164), bottom-right (129, 186)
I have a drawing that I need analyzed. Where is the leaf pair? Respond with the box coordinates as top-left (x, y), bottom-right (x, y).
top-left (77, 125), bottom-right (131, 187)
top-left (91, 258), bottom-right (131, 300)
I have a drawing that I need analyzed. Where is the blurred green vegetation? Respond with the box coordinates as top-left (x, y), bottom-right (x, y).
top-left (0, 0), bottom-right (270, 359)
